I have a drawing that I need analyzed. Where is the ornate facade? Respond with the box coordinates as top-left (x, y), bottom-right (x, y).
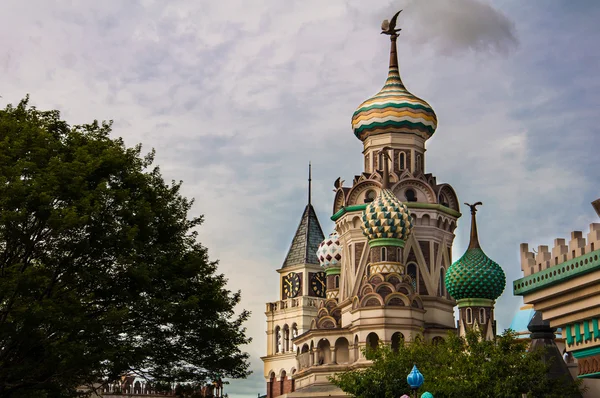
top-left (262, 15), bottom-right (472, 398)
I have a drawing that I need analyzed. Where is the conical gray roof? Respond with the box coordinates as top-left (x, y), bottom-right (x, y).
top-left (281, 204), bottom-right (324, 268)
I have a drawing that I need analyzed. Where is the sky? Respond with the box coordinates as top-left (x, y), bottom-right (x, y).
top-left (1, 0), bottom-right (599, 396)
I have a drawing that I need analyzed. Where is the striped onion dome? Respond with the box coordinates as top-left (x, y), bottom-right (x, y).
top-left (445, 204), bottom-right (506, 301)
top-left (352, 36), bottom-right (437, 142)
top-left (361, 189), bottom-right (413, 242)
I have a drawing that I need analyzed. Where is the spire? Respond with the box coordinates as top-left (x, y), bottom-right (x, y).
top-left (380, 147), bottom-right (391, 189)
top-left (281, 173), bottom-right (325, 269)
top-left (381, 10), bottom-right (405, 90)
top-left (464, 202), bottom-right (483, 249)
top-left (308, 162), bottom-right (312, 205)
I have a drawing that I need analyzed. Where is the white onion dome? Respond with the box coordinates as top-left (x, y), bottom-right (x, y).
top-left (361, 189), bottom-right (413, 243)
top-left (316, 231), bottom-right (342, 268)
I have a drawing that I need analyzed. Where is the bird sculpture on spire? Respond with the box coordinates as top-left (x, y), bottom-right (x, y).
top-left (465, 201), bottom-right (483, 215)
top-left (381, 10), bottom-right (402, 36)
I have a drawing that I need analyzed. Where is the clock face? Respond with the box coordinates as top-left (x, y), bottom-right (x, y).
top-left (283, 272), bottom-right (301, 298)
top-left (311, 272), bottom-right (327, 298)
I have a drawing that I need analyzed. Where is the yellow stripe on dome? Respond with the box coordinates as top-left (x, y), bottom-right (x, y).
top-left (353, 114), bottom-right (437, 129)
top-left (352, 109), bottom-right (437, 125)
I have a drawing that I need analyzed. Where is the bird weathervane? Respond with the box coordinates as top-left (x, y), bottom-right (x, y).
top-left (381, 10), bottom-right (402, 37)
top-left (465, 202), bottom-right (483, 215)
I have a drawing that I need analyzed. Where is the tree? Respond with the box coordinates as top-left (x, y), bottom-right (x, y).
top-left (330, 330), bottom-right (583, 398)
top-left (0, 97), bottom-right (251, 397)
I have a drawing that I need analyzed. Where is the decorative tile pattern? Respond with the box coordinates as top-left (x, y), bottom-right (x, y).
top-left (352, 66), bottom-right (437, 141)
top-left (369, 262), bottom-right (404, 275)
top-left (361, 189), bottom-right (413, 242)
top-left (445, 248), bottom-right (506, 301)
top-left (316, 231), bottom-right (342, 268)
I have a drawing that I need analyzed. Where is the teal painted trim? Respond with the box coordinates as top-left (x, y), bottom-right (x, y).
top-left (572, 346), bottom-right (600, 359)
top-left (584, 321), bottom-right (591, 342)
top-left (594, 319), bottom-right (599, 339)
top-left (578, 371), bottom-right (600, 379)
top-left (456, 298), bottom-right (494, 308)
top-left (405, 202), bottom-right (462, 218)
top-left (513, 249), bottom-right (600, 296)
top-left (331, 204), bottom-right (367, 221)
top-left (331, 202), bottom-right (460, 221)
top-left (368, 238), bottom-right (405, 248)
top-left (566, 325), bottom-right (573, 346)
top-left (575, 323), bottom-right (583, 343)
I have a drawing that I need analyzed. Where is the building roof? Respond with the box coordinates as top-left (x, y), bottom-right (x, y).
top-left (282, 203), bottom-right (324, 268)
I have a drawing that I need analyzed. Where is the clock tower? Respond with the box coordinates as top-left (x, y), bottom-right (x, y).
top-left (262, 165), bottom-right (326, 397)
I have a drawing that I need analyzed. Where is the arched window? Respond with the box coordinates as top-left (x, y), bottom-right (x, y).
top-left (283, 324), bottom-right (290, 352)
top-left (335, 275), bottom-right (340, 288)
top-left (405, 189), bottom-right (417, 202)
top-left (366, 332), bottom-right (379, 351)
top-left (439, 268), bottom-right (445, 297)
top-left (407, 263), bottom-right (418, 292)
top-left (391, 332), bottom-right (404, 353)
top-left (364, 190), bottom-right (376, 203)
top-left (381, 247), bottom-right (387, 261)
top-left (416, 154), bottom-right (422, 171)
top-left (479, 308), bottom-right (486, 324)
top-left (275, 326), bottom-right (281, 353)
top-left (466, 308), bottom-right (473, 324)
top-left (397, 247), bottom-right (402, 261)
top-left (399, 152), bottom-right (406, 170)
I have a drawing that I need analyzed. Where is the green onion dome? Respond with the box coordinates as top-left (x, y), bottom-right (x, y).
top-left (445, 203), bottom-right (506, 301)
top-left (361, 189), bottom-right (413, 243)
top-left (351, 35), bottom-right (437, 142)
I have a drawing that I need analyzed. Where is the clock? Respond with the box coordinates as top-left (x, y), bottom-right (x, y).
top-left (310, 272), bottom-right (327, 298)
top-left (283, 272), bottom-right (301, 298)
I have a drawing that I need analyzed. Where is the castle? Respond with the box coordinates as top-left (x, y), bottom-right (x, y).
top-left (261, 13), bottom-right (506, 397)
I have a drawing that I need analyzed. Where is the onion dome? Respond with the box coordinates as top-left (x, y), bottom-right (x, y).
top-left (361, 188), bottom-right (413, 244)
top-left (352, 33), bottom-right (437, 142)
top-left (445, 203), bottom-right (506, 301)
top-left (316, 232), bottom-right (342, 268)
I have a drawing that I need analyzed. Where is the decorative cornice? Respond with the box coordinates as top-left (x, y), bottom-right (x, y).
top-left (456, 298), bottom-right (494, 308)
top-left (513, 249), bottom-right (600, 295)
top-left (331, 202), bottom-right (461, 221)
top-left (368, 238), bottom-right (405, 248)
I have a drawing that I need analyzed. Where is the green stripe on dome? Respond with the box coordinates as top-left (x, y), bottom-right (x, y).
top-left (368, 238), bottom-right (405, 248)
top-left (353, 101), bottom-right (436, 115)
top-left (354, 120), bottom-right (435, 140)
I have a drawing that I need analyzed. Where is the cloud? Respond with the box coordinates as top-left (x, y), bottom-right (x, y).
top-left (403, 0), bottom-right (518, 55)
top-left (1, 1), bottom-right (599, 397)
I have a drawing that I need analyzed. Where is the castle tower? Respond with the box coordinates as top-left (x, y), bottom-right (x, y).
top-left (263, 11), bottom-right (464, 397)
top-left (332, 12), bottom-right (461, 339)
top-left (445, 203), bottom-right (506, 339)
top-left (262, 166), bottom-right (326, 398)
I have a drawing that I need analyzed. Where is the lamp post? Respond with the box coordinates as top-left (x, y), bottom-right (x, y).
top-left (406, 364), bottom-right (424, 398)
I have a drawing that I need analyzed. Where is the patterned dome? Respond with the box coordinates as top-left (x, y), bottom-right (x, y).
top-left (445, 203), bottom-right (506, 301)
top-left (445, 247), bottom-right (506, 301)
top-left (352, 37), bottom-right (437, 142)
top-left (316, 232), bottom-right (342, 268)
top-left (361, 189), bottom-right (413, 242)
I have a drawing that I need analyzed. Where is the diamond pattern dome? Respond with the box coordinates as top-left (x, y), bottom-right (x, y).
top-left (361, 189), bottom-right (413, 242)
top-left (316, 231), bottom-right (342, 268)
top-left (445, 247), bottom-right (506, 301)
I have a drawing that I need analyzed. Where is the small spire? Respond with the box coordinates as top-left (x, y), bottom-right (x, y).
top-left (379, 147), bottom-right (391, 189)
top-left (380, 10), bottom-right (405, 89)
top-left (308, 162), bottom-right (312, 205)
top-left (593, 197), bottom-right (600, 217)
top-left (465, 202), bottom-right (483, 249)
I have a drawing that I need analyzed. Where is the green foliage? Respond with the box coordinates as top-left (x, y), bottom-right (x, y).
top-left (330, 330), bottom-right (582, 398)
top-left (0, 97), bottom-right (251, 397)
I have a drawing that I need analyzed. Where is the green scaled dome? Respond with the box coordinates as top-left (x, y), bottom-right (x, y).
top-left (445, 247), bottom-right (506, 301)
top-left (361, 189), bottom-right (413, 242)
top-left (445, 203), bottom-right (506, 301)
